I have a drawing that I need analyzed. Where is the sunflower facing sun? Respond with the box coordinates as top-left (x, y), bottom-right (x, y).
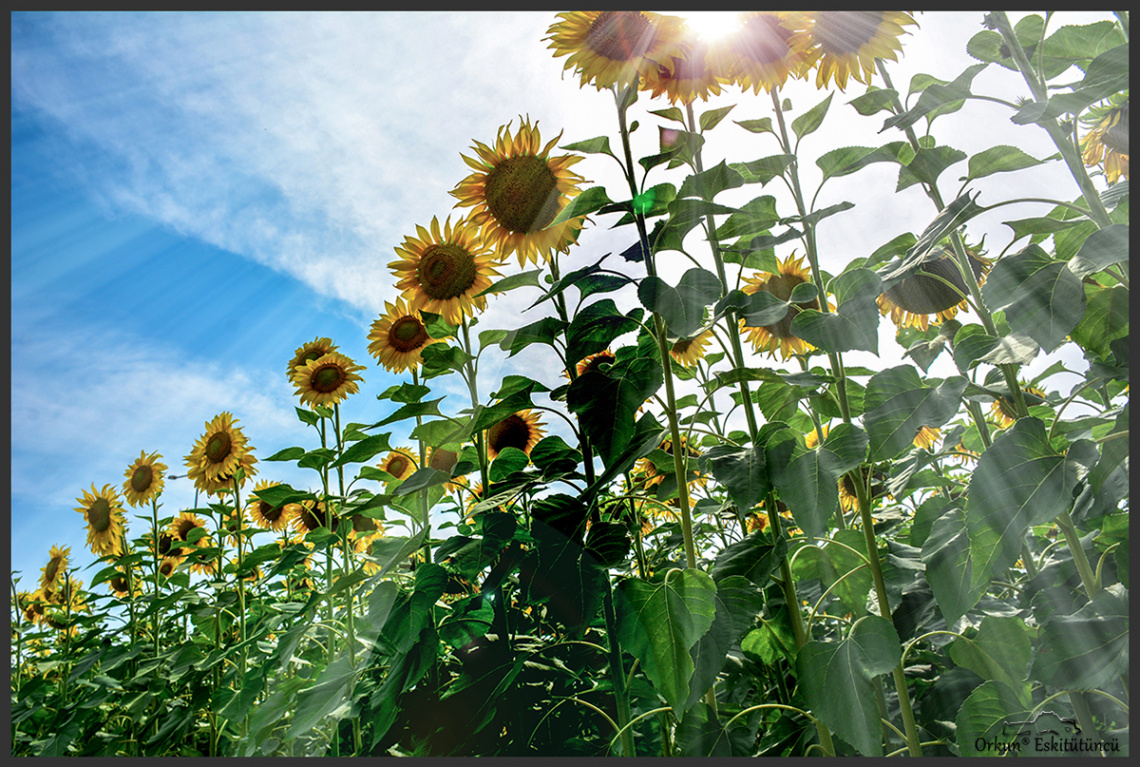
top-left (292, 351), bottom-right (366, 408)
top-left (185, 412), bottom-right (255, 494)
top-left (546, 11), bottom-right (684, 91)
top-left (452, 117), bottom-right (587, 267)
top-left (740, 253), bottom-right (824, 359)
top-left (378, 449), bottom-right (417, 482)
top-left (486, 410), bottom-right (546, 460)
top-left (713, 11), bottom-right (810, 94)
top-left (122, 450), bottom-right (167, 508)
top-left (793, 11), bottom-right (918, 91)
top-left (74, 484), bottom-right (128, 558)
top-left (368, 297), bottom-right (446, 373)
top-left (390, 215), bottom-right (501, 325)
top-left (641, 29), bottom-right (729, 104)
top-left (286, 337), bottom-right (339, 383)
top-left (249, 480), bottom-right (296, 532)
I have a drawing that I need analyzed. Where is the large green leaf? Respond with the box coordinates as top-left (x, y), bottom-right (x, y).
top-left (550, 185), bottom-right (613, 226)
top-left (792, 92), bottom-right (834, 141)
top-left (286, 654), bottom-right (357, 739)
top-left (1070, 284), bottom-right (1128, 360)
top-left (614, 568), bottom-right (718, 713)
top-left (878, 193), bottom-right (984, 282)
top-left (767, 434), bottom-right (838, 539)
top-left (896, 145), bottom-right (967, 191)
top-left (981, 244), bottom-right (1086, 352)
top-left (863, 365), bottom-right (967, 461)
top-left (379, 563), bottom-right (448, 655)
top-left (729, 155), bottom-right (796, 186)
top-left (567, 355), bottom-right (661, 469)
top-left (955, 681), bottom-right (1032, 756)
top-left (676, 159), bottom-right (745, 201)
top-left (711, 531), bottom-right (786, 587)
top-left (816, 142), bottom-right (909, 182)
top-left (1030, 584), bottom-right (1128, 690)
top-left (329, 433), bottom-right (392, 469)
top-left (882, 63), bottom-right (988, 132)
top-left (498, 316), bottom-right (567, 357)
top-left (565, 299), bottom-right (641, 364)
top-left (676, 701), bottom-right (755, 756)
top-left (1066, 224), bottom-right (1129, 280)
top-left (792, 528), bottom-right (873, 616)
top-left (797, 616), bottom-right (901, 756)
top-left (920, 507), bottom-right (987, 626)
top-left (685, 575), bottom-right (764, 710)
top-left (963, 145), bottom-right (1054, 181)
top-left (947, 616), bottom-right (1033, 705)
top-left (790, 269), bottom-right (881, 354)
top-left (702, 444), bottom-right (771, 513)
top-left (965, 418), bottom-right (1093, 593)
top-left (638, 267), bottom-right (723, 338)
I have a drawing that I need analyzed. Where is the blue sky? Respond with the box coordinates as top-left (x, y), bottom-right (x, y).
top-left (10, 12), bottom-right (1108, 589)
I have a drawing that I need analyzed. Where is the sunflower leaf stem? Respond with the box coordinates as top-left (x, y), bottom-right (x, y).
top-left (615, 84), bottom-right (698, 570)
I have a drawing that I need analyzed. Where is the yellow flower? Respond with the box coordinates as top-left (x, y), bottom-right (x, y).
top-left (390, 215), bottom-right (501, 324)
top-left (107, 569), bottom-right (141, 599)
top-left (158, 556), bottom-right (181, 579)
top-left (913, 425), bottom-right (941, 451)
top-left (368, 297), bottom-right (445, 373)
top-left (74, 485), bottom-right (128, 558)
top-left (291, 351), bottom-right (365, 408)
top-left (990, 386), bottom-right (1046, 429)
top-left (39, 545), bottom-right (70, 598)
top-left (378, 449), bottom-right (417, 482)
top-left (641, 27), bottom-right (729, 104)
top-left (19, 590), bottom-right (47, 625)
top-left (185, 411), bottom-right (255, 492)
top-left (574, 350), bottom-right (616, 378)
top-left (168, 511), bottom-right (212, 574)
top-left (878, 246), bottom-right (991, 330)
top-left (249, 480), bottom-right (296, 532)
top-left (740, 253), bottom-right (823, 359)
top-left (793, 11), bottom-right (918, 91)
top-left (43, 578), bottom-right (87, 636)
top-left (486, 410), bottom-right (546, 460)
top-left (122, 450), bottom-right (167, 507)
top-left (350, 514), bottom-right (385, 575)
top-left (291, 499), bottom-right (331, 536)
top-left (545, 11), bottom-right (684, 91)
top-left (635, 435), bottom-right (704, 489)
top-left (670, 329), bottom-right (714, 367)
top-left (1081, 99), bottom-right (1129, 184)
top-left (746, 512), bottom-right (768, 533)
top-left (286, 337), bottom-right (339, 383)
top-left (425, 446), bottom-right (468, 495)
top-left (452, 117), bottom-right (586, 267)
top-left (714, 12), bottom-right (810, 94)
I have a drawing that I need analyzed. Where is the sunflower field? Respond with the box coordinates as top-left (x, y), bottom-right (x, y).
top-left (11, 11), bottom-right (1129, 757)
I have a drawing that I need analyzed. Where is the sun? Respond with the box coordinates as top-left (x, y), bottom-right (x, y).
top-left (677, 12), bottom-right (743, 41)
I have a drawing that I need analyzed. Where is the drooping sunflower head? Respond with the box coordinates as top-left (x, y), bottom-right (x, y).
top-left (575, 350), bottom-right (617, 377)
top-left (368, 297), bottom-right (444, 373)
top-left (292, 351), bottom-right (365, 408)
top-left (122, 450), bottom-right (167, 507)
top-left (286, 337), bottom-right (339, 383)
top-left (670, 329), bottom-right (714, 368)
top-left (452, 117), bottom-right (587, 267)
top-left (878, 246), bottom-right (991, 330)
top-left (186, 411), bottom-right (252, 490)
top-left (378, 449), bottom-right (417, 482)
top-left (715, 12), bottom-right (811, 94)
top-left (990, 385), bottom-right (1046, 429)
top-left (249, 480), bottom-right (296, 532)
top-left (546, 11), bottom-right (685, 91)
top-left (1081, 98), bottom-right (1129, 185)
top-left (641, 28), bottom-right (730, 104)
top-left (740, 253), bottom-right (822, 359)
top-left (913, 425), bottom-right (941, 451)
top-left (19, 590), bottom-right (47, 625)
top-left (792, 11), bottom-right (918, 91)
top-left (43, 579), bottom-right (88, 636)
top-left (39, 545), bottom-right (70, 597)
top-left (74, 484), bottom-right (127, 558)
top-left (390, 215), bottom-right (501, 324)
top-left (486, 410), bottom-right (546, 460)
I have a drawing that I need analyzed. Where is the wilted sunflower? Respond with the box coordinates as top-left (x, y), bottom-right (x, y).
top-left (546, 11), bottom-right (684, 91)
top-left (1081, 99), bottom-right (1129, 184)
top-left (168, 511), bottom-right (212, 572)
top-left (452, 117), bottom-right (586, 267)
top-left (292, 351), bottom-right (365, 408)
top-left (390, 215), bottom-right (501, 324)
top-left (249, 480), bottom-right (296, 532)
top-left (378, 449), bottom-right (417, 482)
top-left (793, 11), bottom-right (917, 91)
top-left (641, 29), bottom-right (729, 104)
top-left (75, 485), bottom-right (127, 558)
top-left (990, 385), bottom-right (1046, 428)
top-left (39, 545), bottom-right (70, 597)
top-left (185, 411), bottom-right (253, 490)
top-left (878, 246), bottom-right (991, 330)
top-left (670, 329), bottom-right (714, 367)
top-left (286, 337), bottom-right (339, 383)
top-left (122, 450), bottom-right (167, 507)
top-left (714, 12), bottom-right (810, 94)
top-left (575, 350), bottom-right (616, 377)
top-left (486, 410), bottom-right (546, 460)
top-left (368, 298), bottom-right (444, 373)
top-left (740, 253), bottom-right (824, 359)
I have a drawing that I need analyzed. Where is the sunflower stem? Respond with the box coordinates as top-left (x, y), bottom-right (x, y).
top-left (411, 368), bottom-right (431, 565)
top-left (150, 498), bottom-right (161, 663)
top-left (461, 321), bottom-right (492, 495)
top-left (231, 477), bottom-right (249, 740)
top-left (549, 255), bottom-right (598, 488)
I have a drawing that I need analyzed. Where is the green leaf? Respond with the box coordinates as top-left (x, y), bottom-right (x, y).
top-left (550, 185), bottom-right (613, 226)
top-left (265, 446), bottom-right (305, 462)
top-left (847, 88), bottom-right (898, 116)
top-left (561, 135), bottom-right (613, 155)
top-left (677, 160), bottom-right (745, 202)
top-left (375, 397), bottom-right (444, 427)
top-left (1002, 215), bottom-right (1080, 244)
top-left (419, 310), bottom-right (458, 340)
top-left (879, 193), bottom-right (985, 282)
top-left (498, 316), bottom-right (567, 358)
top-left (817, 142), bottom-right (909, 182)
top-left (298, 448), bottom-right (335, 470)
top-left (489, 446), bottom-right (529, 483)
top-left (684, 577), bottom-right (763, 711)
top-left (380, 563), bottom-right (448, 654)
top-left (965, 418), bottom-right (1092, 593)
top-left (565, 299), bottom-right (641, 364)
top-left (981, 244), bottom-right (1086, 352)
top-left (715, 194), bottom-right (780, 241)
top-left (676, 701), bottom-right (755, 756)
top-left (863, 365), bottom-right (967, 461)
top-left (1070, 284), bottom-right (1128, 360)
top-left (791, 92), bottom-right (833, 142)
top-left (897, 145), bottom-right (967, 191)
top-left (438, 594), bottom-right (495, 648)
top-left (741, 619), bottom-right (797, 665)
top-left (711, 532), bottom-right (786, 587)
top-left (1066, 224), bottom-right (1129, 279)
top-left (975, 330), bottom-right (1041, 366)
top-left (286, 654), bottom-right (357, 738)
top-left (378, 382), bottom-right (431, 404)
top-left (394, 467), bottom-right (453, 496)
top-left (295, 406), bottom-right (320, 426)
top-left (476, 269), bottom-right (543, 298)
top-left (330, 433), bottom-right (392, 468)
top-left (948, 616), bottom-right (1033, 705)
top-left (955, 681), bottom-right (1032, 756)
top-left (638, 267), bottom-right (723, 338)
top-left (767, 435), bottom-right (838, 539)
top-left (648, 106), bottom-right (685, 125)
top-left (567, 356), bottom-right (662, 469)
top-left (965, 145), bottom-right (1055, 181)
top-left (703, 444), bottom-right (770, 513)
top-left (791, 269), bottom-right (881, 355)
top-left (797, 616), bottom-right (902, 756)
top-left (730, 154), bottom-right (796, 186)
top-left (698, 104), bottom-right (735, 132)
top-left (734, 117), bottom-right (774, 135)
top-left (614, 568), bottom-right (718, 713)
top-left (882, 63), bottom-right (988, 133)
top-left (1031, 584), bottom-right (1128, 690)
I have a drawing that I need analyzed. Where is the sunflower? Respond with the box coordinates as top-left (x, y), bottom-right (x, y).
top-left (740, 253), bottom-right (823, 359)
top-left (218, 503), bottom-right (247, 546)
top-left (641, 28), bottom-right (729, 104)
top-left (292, 351), bottom-right (365, 408)
top-left (195, 452), bottom-right (258, 497)
top-left (350, 515), bottom-right (385, 575)
top-left (546, 11), bottom-right (685, 91)
top-left (39, 545), bottom-right (70, 598)
top-left (746, 512), bottom-right (769, 533)
top-left (452, 117), bottom-right (587, 267)
top-left (168, 511), bottom-right (212, 571)
top-left (291, 499), bottom-right (331, 536)
top-left (249, 480), bottom-right (296, 532)
top-left (635, 435), bottom-right (704, 489)
top-left (43, 579), bottom-right (87, 636)
top-left (158, 557), bottom-right (181, 579)
top-left (390, 215), bottom-right (501, 324)
top-left (1081, 98), bottom-right (1129, 184)
top-left (74, 485), bottom-right (128, 558)
top-left (286, 337), bottom-right (339, 383)
top-left (122, 450), bottom-right (167, 507)
top-left (793, 11), bottom-right (918, 91)
top-left (714, 12), bottom-right (810, 94)
top-left (378, 449), bottom-right (417, 482)
top-left (878, 246), bottom-right (991, 330)
top-left (19, 590), bottom-right (46, 625)
top-left (670, 329), bottom-right (714, 367)
top-left (185, 412), bottom-right (254, 491)
top-left (913, 425), bottom-right (941, 451)
top-left (575, 350), bottom-right (616, 378)
top-left (368, 298), bottom-right (445, 373)
top-left (425, 446), bottom-right (468, 494)
top-left (990, 386), bottom-right (1046, 429)
top-left (486, 410), bottom-right (546, 460)
top-left (107, 569), bottom-right (141, 599)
